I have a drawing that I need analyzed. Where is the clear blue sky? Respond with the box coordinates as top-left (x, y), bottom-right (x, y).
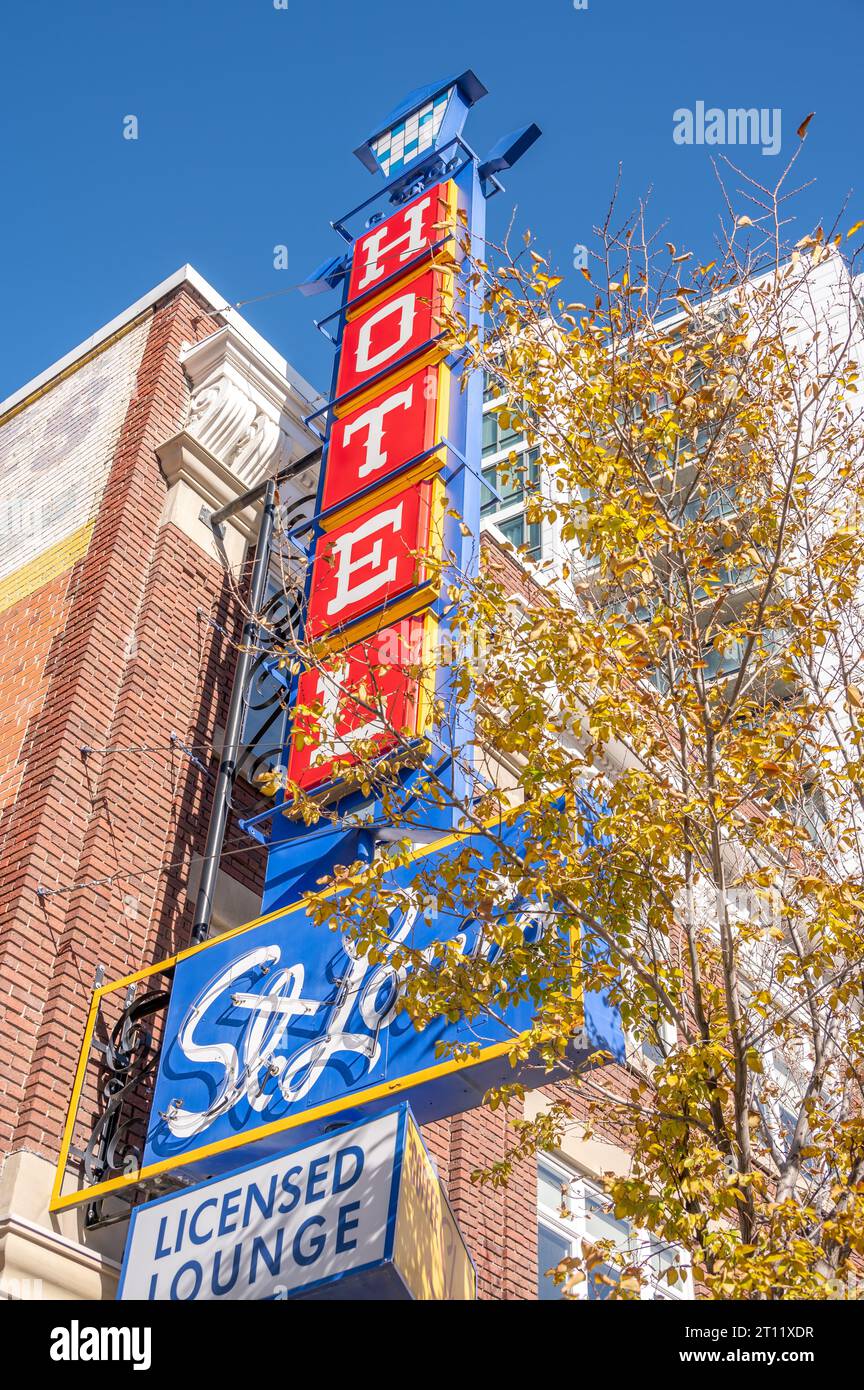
top-left (1, 0), bottom-right (861, 401)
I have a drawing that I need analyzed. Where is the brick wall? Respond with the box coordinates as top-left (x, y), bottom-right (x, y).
top-left (0, 571), bottom-right (72, 823)
top-left (424, 1105), bottom-right (538, 1300)
top-left (0, 285), bottom-right (267, 1158)
top-left (0, 317), bottom-right (150, 598)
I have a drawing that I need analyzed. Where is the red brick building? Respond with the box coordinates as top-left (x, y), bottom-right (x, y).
top-left (0, 269), bottom-right (668, 1302)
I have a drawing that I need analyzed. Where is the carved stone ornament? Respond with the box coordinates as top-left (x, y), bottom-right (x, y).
top-left (180, 326), bottom-right (319, 488)
top-left (155, 324), bottom-right (322, 558)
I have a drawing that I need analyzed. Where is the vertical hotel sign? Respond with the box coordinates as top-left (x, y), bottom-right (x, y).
top-left (287, 201), bottom-right (458, 802)
top-left (274, 73), bottom-right (499, 832)
top-left (291, 190), bottom-right (456, 787)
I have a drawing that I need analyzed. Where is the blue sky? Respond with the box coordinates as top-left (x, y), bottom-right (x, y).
top-left (1, 0), bottom-right (861, 401)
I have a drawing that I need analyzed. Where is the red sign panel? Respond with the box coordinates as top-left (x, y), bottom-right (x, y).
top-left (306, 477), bottom-right (441, 644)
top-left (320, 363), bottom-right (446, 517)
top-left (287, 618), bottom-right (428, 791)
top-left (286, 186), bottom-right (460, 790)
top-left (335, 265), bottom-right (450, 406)
top-left (348, 182), bottom-right (455, 309)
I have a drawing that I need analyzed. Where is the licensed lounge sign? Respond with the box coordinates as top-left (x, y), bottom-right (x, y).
top-left (118, 1106), bottom-right (474, 1301)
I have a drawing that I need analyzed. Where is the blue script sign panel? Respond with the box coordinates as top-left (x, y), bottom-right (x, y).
top-left (144, 818), bottom-right (624, 1178)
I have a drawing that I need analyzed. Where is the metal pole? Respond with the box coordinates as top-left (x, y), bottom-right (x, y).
top-left (192, 478), bottom-right (278, 943)
top-left (209, 445), bottom-right (322, 530)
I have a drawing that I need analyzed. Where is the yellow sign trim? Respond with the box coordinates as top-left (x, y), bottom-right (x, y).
top-left (51, 806), bottom-right (561, 1214)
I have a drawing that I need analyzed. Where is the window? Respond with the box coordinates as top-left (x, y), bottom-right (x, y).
top-left (495, 512), bottom-right (542, 560)
top-left (631, 1014), bottom-right (677, 1067)
top-left (482, 408), bottom-right (525, 460)
top-left (538, 1223), bottom-right (575, 1302)
top-left (537, 1155), bottom-right (692, 1301)
top-left (761, 1047), bottom-right (807, 1152)
top-left (680, 485), bottom-right (739, 524)
top-left (621, 942), bottom-right (677, 1068)
top-left (481, 447), bottom-right (538, 516)
top-left (796, 784), bottom-right (829, 844)
top-left (481, 436), bottom-right (543, 561)
top-left (483, 369), bottom-right (504, 403)
top-left (693, 562), bottom-right (757, 603)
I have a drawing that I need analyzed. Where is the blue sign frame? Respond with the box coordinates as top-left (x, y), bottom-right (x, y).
top-left (257, 79), bottom-right (496, 910)
top-left (143, 814), bottom-right (624, 1180)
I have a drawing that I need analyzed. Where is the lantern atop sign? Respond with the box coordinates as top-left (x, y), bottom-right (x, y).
top-left (353, 69), bottom-right (488, 180)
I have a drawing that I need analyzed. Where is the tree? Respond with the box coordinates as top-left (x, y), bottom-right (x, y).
top-left (263, 149), bottom-right (864, 1299)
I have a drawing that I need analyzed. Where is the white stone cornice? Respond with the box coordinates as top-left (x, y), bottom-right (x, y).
top-left (179, 325), bottom-right (320, 489)
top-left (156, 431), bottom-right (263, 545)
top-left (155, 323), bottom-right (321, 564)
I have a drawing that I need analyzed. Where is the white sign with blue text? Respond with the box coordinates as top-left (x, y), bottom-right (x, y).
top-left (118, 1109), bottom-right (400, 1300)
